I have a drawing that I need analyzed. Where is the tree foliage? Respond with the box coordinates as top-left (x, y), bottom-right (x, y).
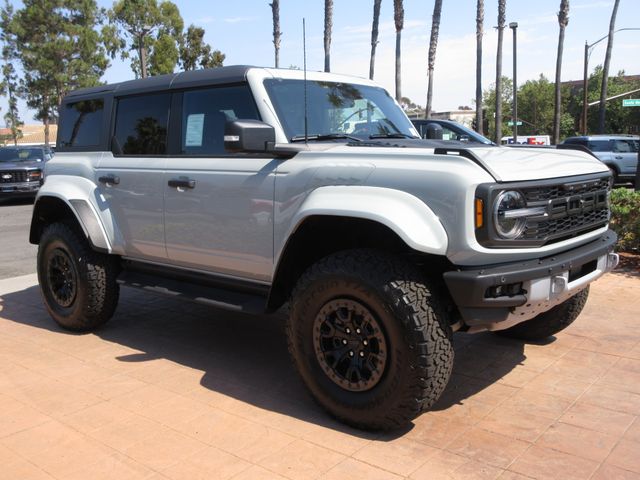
top-left (12, 0), bottom-right (112, 144)
top-left (109, 0), bottom-right (184, 78)
top-left (180, 25), bottom-right (224, 71)
top-left (0, 0), bottom-right (23, 145)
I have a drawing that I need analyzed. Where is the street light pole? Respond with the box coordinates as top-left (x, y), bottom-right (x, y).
top-left (582, 28), bottom-right (640, 135)
top-left (510, 22), bottom-right (518, 142)
top-left (582, 42), bottom-right (589, 135)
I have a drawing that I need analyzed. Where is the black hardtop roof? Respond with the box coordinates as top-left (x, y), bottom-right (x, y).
top-left (65, 65), bottom-right (255, 101)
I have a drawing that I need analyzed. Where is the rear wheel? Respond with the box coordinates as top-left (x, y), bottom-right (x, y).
top-left (496, 287), bottom-right (589, 341)
top-left (38, 222), bottom-right (119, 331)
top-left (287, 249), bottom-right (454, 431)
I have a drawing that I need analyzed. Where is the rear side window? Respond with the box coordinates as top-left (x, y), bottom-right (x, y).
top-left (587, 140), bottom-right (613, 152)
top-left (113, 93), bottom-right (170, 155)
top-left (58, 99), bottom-right (104, 148)
top-left (180, 85), bottom-right (259, 155)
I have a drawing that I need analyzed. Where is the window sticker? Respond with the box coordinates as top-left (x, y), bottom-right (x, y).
top-left (185, 113), bottom-right (205, 147)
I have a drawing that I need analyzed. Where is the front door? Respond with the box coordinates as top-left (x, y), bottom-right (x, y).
top-left (163, 85), bottom-right (276, 282)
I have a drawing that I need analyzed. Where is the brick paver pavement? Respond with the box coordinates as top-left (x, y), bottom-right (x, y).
top-left (0, 268), bottom-right (639, 479)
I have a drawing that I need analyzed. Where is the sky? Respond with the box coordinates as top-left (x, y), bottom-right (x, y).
top-left (2, 0), bottom-right (640, 124)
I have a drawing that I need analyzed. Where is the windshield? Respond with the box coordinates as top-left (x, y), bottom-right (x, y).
top-left (413, 120), bottom-right (493, 145)
top-left (0, 147), bottom-right (45, 163)
top-left (264, 79), bottom-right (419, 141)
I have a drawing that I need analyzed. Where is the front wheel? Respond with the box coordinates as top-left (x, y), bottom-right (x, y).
top-left (287, 249), bottom-right (454, 431)
top-left (496, 287), bottom-right (589, 341)
top-left (38, 222), bottom-right (119, 331)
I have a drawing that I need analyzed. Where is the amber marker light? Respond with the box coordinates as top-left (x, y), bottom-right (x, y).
top-left (475, 198), bottom-right (484, 229)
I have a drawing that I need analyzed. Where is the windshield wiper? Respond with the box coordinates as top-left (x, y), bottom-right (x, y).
top-left (290, 133), bottom-right (363, 143)
top-left (368, 133), bottom-right (418, 139)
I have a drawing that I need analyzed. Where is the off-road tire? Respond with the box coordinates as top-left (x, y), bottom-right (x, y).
top-left (496, 287), bottom-right (589, 341)
top-left (287, 249), bottom-right (454, 431)
top-left (37, 222), bottom-right (119, 331)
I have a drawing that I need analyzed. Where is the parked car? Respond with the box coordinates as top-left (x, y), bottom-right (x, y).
top-left (561, 135), bottom-right (638, 185)
top-left (411, 118), bottom-right (494, 145)
top-left (31, 66), bottom-right (618, 430)
top-left (0, 146), bottom-right (52, 199)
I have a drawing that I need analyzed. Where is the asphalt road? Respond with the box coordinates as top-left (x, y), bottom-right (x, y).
top-left (0, 197), bottom-right (37, 279)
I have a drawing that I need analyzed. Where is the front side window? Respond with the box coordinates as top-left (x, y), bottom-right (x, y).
top-left (612, 139), bottom-right (638, 153)
top-left (113, 93), bottom-right (170, 155)
top-left (58, 99), bottom-right (104, 148)
top-left (264, 79), bottom-right (418, 141)
top-left (181, 85), bottom-right (259, 155)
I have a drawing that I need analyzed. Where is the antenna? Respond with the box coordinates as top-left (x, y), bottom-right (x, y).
top-left (303, 18), bottom-right (308, 144)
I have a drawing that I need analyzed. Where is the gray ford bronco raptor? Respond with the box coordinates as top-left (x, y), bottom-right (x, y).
top-left (30, 66), bottom-right (618, 430)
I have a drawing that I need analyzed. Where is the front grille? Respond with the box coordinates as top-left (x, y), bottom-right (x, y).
top-left (520, 176), bottom-right (610, 244)
top-left (0, 170), bottom-right (27, 183)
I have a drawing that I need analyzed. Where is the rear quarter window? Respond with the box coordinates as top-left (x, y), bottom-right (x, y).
top-left (58, 99), bottom-right (104, 148)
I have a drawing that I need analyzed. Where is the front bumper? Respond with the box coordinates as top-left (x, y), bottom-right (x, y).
top-left (443, 231), bottom-right (618, 331)
top-left (0, 182), bottom-right (41, 196)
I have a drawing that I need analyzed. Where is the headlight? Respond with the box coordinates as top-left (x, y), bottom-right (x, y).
top-left (493, 190), bottom-right (527, 239)
top-left (27, 170), bottom-right (42, 181)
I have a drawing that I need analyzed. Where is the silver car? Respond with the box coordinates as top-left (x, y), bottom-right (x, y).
top-left (562, 135), bottom-right (638, 185)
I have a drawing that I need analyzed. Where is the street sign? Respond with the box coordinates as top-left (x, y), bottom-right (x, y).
top-left (623, 99), bottom-right (640, 107)
top-left (507, 121), bottom-right (523, 126)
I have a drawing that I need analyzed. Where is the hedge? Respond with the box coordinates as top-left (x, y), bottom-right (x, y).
top-left (609, 188), bottom-right (640, 252)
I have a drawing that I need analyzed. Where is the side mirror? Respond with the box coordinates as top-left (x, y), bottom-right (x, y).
top-left (224, 119), bottom-right (275, 153)
top-left (425, 123), bottom-right (443, 140)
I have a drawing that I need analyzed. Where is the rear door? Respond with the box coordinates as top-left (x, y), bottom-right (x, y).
top-left (611, 139), bottom-right (638, 175)
top-left (96, 92), bottom-right (170, 260)
top-left (163, 84), bottom-right (276, 282)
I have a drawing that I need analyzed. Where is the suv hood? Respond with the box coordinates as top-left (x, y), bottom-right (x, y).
top-left (0, 160), bottom-right (44, 170)
top-left (463, 146), bottom-right (608, 182)
top-left (322, 140), bottom-right (608, 182)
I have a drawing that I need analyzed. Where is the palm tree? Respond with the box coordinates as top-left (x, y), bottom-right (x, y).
top-left (494, 0), bottom-right (506, 143)
top-left (598, 0), bottom-right (620, 133)
top-left (425, 0), bottom-right (443, 118)
top-left (552, 0), bottom-right (569, 145)
top-left (475, 0), bottom-right (484, 134)
top-left (369, 0), bottom-right (382, 80)
top-left (324, 0), bottom-right (333, 72)
top-left (393, 0), bottom-right (403, 101)
top-left (269, 0), bottom-right (281, 68)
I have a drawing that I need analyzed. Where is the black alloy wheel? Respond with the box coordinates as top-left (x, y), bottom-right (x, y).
top-left (46, 248), bottom-right (78, 308)
top-left (313, 298), bottom-right (387, 392)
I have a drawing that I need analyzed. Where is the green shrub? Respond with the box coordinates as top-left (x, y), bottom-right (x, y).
top-left (609, 188), bottom-right (640, 252)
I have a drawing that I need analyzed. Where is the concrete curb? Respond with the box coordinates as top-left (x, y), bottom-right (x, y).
top-left (0, 273), bottom-right (39, 296)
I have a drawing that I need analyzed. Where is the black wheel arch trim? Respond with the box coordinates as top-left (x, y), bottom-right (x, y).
top-left (30, 196), bottom-right (110, 253)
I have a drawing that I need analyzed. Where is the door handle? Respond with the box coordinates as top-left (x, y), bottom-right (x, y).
top-left (168, 178), bottom-right (196, 189)
top-left (614, 156), bottom-right (623, 160)
top-left (98, 175), bottom-right (120, 185)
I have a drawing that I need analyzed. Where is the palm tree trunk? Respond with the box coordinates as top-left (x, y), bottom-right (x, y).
top-left (475, 0), bottom-right (484, 134)
top-left (270, 0), bottom-right (281, 68)
top-left (393, 0), bottom-right (404, 102)
top-left (495, 0), bottom-right (506, 143)
top-left (369, 0), bottom-right (382, 80)
top-left (425, 0), bottom-right (443, 119)
top-left (324, 0), bottom-right (333, 72)
top-left (598, 0), bottom-right (620, 133)
top-left (552, 0), bottom-right (569, 145)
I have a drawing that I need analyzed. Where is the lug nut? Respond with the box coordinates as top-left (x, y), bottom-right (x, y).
top-left (356, 328), bottom-right (361, 334)
top-left (349, 351), bottom-right (354, 357)
top-left (359, 351), bottom-right (364, 357)
top-left (345, 328), bottom-right (351, 334)
top-left (363, 340), bottom-right (368, 346)
top-left (342, 339), bottom-right (348, 345)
